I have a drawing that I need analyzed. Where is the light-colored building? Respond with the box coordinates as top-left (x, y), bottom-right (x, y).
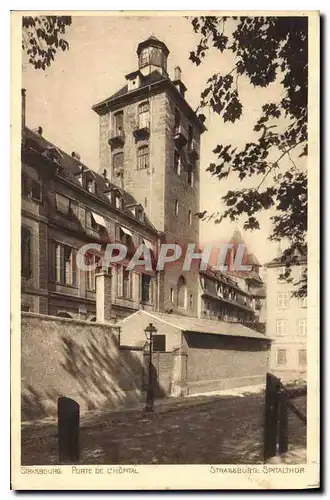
top-left (265, 254), bottom-right (307, 380)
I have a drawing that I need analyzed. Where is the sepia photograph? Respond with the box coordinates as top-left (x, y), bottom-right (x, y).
top-left (11, 11), bottom-right (319, 489)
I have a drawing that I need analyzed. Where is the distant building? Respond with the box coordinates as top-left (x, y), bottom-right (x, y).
top-left (199, 230), bottom-right (266, 332)
top-left (265, 254), bottom-right (307, 380)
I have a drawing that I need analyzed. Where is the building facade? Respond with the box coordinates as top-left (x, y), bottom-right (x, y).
top-left (21, 126), bottom-right (159, 322)
top-left (265, 255), bottom-right (307, 380)
top-left (21, 36), bottom-right (266, 333)
top-left (92, 36), bottom-right (204, 318)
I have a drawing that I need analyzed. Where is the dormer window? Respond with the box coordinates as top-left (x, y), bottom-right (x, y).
top-left (136, 206), bottom-right (144, 222)
top-left (115, 194), bottom-right (123, 210)
top-left (87, 179), bottom-right (96, 194)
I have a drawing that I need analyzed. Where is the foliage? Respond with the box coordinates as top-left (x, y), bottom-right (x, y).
top-left (22, 16), bottom-right (72, 70)
top-left (189, 16), bottom-right (308, 295)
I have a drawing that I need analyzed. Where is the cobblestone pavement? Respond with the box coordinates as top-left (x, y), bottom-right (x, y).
top-left (21, 392), bottom-right (306, 465)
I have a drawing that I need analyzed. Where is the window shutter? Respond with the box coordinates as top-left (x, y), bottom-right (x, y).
top-left (72, 249), bottom-right (77, 287)
top-left (55, 243), bottom-right (62, 283)
top-left (117, 265), bottom-right (123, 296)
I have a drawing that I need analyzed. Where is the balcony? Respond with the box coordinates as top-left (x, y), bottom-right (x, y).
top-left (108, 128), bottom-right (125, 149)
top-left (173, 125), bottom-right (188, 148)
top-left (133, 120), bottom-right (150, 141)
top-left (188, 138), bottom-right (199, 159)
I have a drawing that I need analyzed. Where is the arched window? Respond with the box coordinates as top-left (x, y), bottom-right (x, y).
top-left (177, 276), bottom-right (187, 308)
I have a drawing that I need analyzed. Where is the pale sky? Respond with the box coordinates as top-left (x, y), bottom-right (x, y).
top-left (22, 14), bottom-right (297, 264)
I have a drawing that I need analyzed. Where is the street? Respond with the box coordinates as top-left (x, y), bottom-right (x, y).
top-left (21, 391), bottom-right (306, 465)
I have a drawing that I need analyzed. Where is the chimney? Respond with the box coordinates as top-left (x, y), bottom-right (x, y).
top-left (95, 270), bottom-right (112, 322)
top-left (21, 88), bottom-right (26, 130)
top-left (71, 151), bottom-right (81, 161)
top-left (32, 126), bottom-right (43, 136)
top-left (174, 66), bottom-right (182, 81)
top-left (173, 66), bottom-right (187, 98)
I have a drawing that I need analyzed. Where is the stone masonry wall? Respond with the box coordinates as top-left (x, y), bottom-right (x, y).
top-left (21, 313), bottom-right (145, 421)
top-left (185, 332), bottom-right (270, 394)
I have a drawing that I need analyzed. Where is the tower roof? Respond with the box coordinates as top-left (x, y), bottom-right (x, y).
top-left (136, 35), bottom-right (169, 56)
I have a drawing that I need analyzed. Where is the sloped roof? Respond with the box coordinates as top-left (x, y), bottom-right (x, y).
top-left (92, 70), bottom-right (166, 110)
top-left (23, 127), bottom-right (157, 232)
top-left (119, 310), bottom-right (270, 341)
top-left (266, 253), bottom-right (307, 268)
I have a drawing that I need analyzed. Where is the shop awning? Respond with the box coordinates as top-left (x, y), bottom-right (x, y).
top-left (92, 212), bottom-right (106, 227)
top-left (143, 239), bottom-right (154, 250)
top-left (55, 193), bottom-right (71, 214)
top-left (121, 226), bottom-right (133, 237)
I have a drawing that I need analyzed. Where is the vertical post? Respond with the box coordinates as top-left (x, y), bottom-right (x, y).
top-left (95, 270), bottom-right (112, 322)
top-left (58, 397), bottom-right (80, 463)
top-left (278, 392), bottom-right (289, 454)
top-left (145, 333), bottom-right (154, 412)
top-left (263, 373), bottom-right (281, 461)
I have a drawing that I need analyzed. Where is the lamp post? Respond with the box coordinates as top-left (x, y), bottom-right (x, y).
top-left (144, 322), bottom-right (157, 412)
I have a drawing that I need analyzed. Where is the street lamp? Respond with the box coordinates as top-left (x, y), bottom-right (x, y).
top-left (144, 322), bottom-right (157, 412)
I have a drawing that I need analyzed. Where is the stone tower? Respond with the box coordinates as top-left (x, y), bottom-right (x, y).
top-left (92, 36), bottom-right (205, 316)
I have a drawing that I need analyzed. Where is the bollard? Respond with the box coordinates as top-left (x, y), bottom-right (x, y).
top-left (58, 397), bottom-right (80, 463)
top-left (263, 373), bottom-right (281, 461)
top-left (278, 393), bottom-right (289, 454)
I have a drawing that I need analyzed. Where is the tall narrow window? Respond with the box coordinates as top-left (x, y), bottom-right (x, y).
top-left (123, 268), bottom-right (132, 299)
top-left (298, 349), bottom-right (307, 367)
top-left (137, 145), bottom-right (149, 170)
top-left (112, 152), bottom-right (123, 178)
top-left (174, 150), bottom-right (181, 175)
top-left (277, 292), bottom-right (289, 308)
top-left (298, 318), bottom-right (307, 336)
top-left (117, 266), bottom-right (132, 298)
top-left (86, 253), bottom-right (100, 291)
top-left (63, 246), bottom-right (76, 286)
top-left (177, 276), bottom-right (187, 308)
top-left (276, 319), bottom-right (286, 336)
top-left (187, 163), bottom-right (194, 187)
top-left (31, 179), bottom-right (42, 202)
top-left (21, 227), bottom-right (31, 278)
top-left (113, 111), bottom-right (124, 136)
top-left (188, 210), bottom-right (192, 226)
top-left (141, 274), bottom-right (152, 303)
top-left (55, 243), bottom-right (77, 286)
top-left (277, 349), bottom-right (287, 366)
top-left (138, 101), bottom-right (150, 129)
top-left (174, 199), bottom-right (179, 216)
